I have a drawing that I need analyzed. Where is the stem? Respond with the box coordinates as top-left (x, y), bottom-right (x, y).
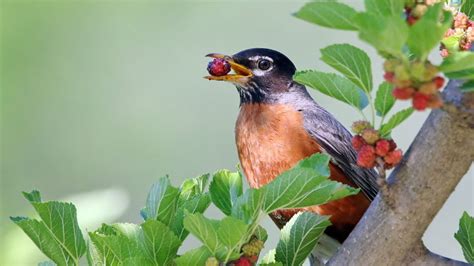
top-left (368, 97), bottom-right (376, 126)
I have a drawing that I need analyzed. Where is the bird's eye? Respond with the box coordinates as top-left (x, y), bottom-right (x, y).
top-left (257, 59), bottom-right (272, 70)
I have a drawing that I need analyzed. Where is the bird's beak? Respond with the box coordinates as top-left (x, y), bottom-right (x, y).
top-left (204, 53), bottom-right (253, 83)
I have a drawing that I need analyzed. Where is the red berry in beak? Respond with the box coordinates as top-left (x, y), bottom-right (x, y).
top-left (207, 58), bottom-right (231, 76)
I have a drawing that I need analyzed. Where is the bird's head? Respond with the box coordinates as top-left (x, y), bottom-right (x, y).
top-left (205, 48), bottom-right (299, 104)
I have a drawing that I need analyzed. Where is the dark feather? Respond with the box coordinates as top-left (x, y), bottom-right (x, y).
top-left (279, 82), bottom-right (379, 200)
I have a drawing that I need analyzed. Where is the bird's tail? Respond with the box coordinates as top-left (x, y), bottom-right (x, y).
top-left (309, 234), bottom-right (341, 265)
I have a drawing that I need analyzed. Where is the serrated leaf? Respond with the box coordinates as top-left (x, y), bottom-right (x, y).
top-left (209, 170), bottom-right (243, 215)
top-left (142, 220), bottom-right (182, 265)
top-left (275, 212), bottom-right (331, 266)
top-left (141, 176), bottom-right (180, 225)
top-left (320, 44), bottom-right (373, 94)
top-left (11, 191), bottom-right (86, 266)
top-left (216, 216), bottom-right (249, 250)
top-left (461, 80), bottom-right (474, 92)
top-left (294, 1), bottom-right (358, 31)
top-left (231, 188), bottom-right (264, 224)
top-left (175, 246), bottom-right (212, 266)
top-left (440, 52), bottom-right (474, 73)
top-left (22, 190), bottom-right (41, 202)
top-left (294, 71), bottom-right (368, 110)
top-left (379, 108), bottom-right (414, 137)
top-left (461, 0), bottom-right (474, 19)
top-left (454, 211), bottom-right (474, 264)
top-left (375, 82), bottom-right (395, 116)
top-left (183, 213), bottom-right (221, 255)
top-left (89, 224), bottom-right (146, 265)
top-left (11, 217), bottom-right (75, 265)
top-left (263, 154), bottom-right (359, 213)
top-left (365, 0), bottom-right (404, 16)
top-left (354, 13), bottom-right (408, 57)
top-left (179, 174), bottom-right (209, 204)
top-left (170, 193), bottom-right (211, 241)
top-left (407, 4), bottom-right (453, 60)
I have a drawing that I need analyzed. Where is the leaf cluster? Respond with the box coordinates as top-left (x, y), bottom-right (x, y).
top-left (12, 154), bottom-right (358, 266)
top-left (296, 1), bottom-right (474, 93)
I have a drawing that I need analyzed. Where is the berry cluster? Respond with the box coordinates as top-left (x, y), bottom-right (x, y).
top-left (242, 238), bottom-right (264, 257)
top-left (351, 121), bottom-right (403, 169)
top-left (441, 11), bottom-right (474, 57)
top-left (384, 59), bottom-right (444, 110)
top-left (404, 0), bottom-right (439, 25)
top-left (207, 58), bottom-right (231, 76)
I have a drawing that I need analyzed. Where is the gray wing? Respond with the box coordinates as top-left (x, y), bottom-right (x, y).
top-left (302, 104), bottom-right (379, 200)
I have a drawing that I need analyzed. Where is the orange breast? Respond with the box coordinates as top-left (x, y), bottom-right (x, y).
top-left (235, 103), bottom-right (370, 241)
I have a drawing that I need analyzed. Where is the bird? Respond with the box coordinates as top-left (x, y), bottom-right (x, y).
top-left (205, 48), bottom-right (379, 243)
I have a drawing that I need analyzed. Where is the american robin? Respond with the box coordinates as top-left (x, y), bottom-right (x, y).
top-left (205, 48), bottom-right (378, 243)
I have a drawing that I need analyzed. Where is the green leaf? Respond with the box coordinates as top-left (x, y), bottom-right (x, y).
top-left (261, 249), bottom-right (284, 266)
top-left (407, 4), bottom-right (453, 59)
top-left (89, 224), bottom-right (147, 265)
top-left (175, 246), bottom-right (212, 266)
top-left (254, 225), bottom-right (268, 242)
top-left (294, 1), bottom-right (358, 31)
top-left (294, 71), bottom-right (368, 110)
top-left (122, 257), bottom-right (154, 266)
top-left (365, 0), bottom-right (404, 16)
top-left (445, 68), bottom-right (474, 80)
top-left (38, 261), bottom-right (56, 266)
top-left (142, 220), bottom-right (182, 265)
top-left (179, 173), bottom-right (209, 204)
top-left (354, 13), bottom-right (408, 57)
top-left (375, 82), bottom-right (395, 116)
top-left (263, 154), bottom-right (359, 213)
top-left (209, 170), bottom-right (243, 215)
top-left (295, 152), bottom-right (331, 177)
top-left (11, 217), bottom-right (76, 265)
top-left (461, 0), bottom-right (474, 19)
top-left (275, 212), bottom-right (331, 266)
top-left (170, 193), bottom-right (211, 241)
top-left (461, 80), bottom-right (474, 92)
top-left (454, 211), bottom-right (474, 264)
top-left (320, 44), bottom-right (373, 94)
top-left (11, 191), bottom-right (86, 266)
top-left (440, 52), bottom-right (474, 73)
top-left (183, 213), bottom-right (221, 255)
top-left (216, 216), bottom-right (249, 250)
top-left (141, 176), bottom-right (180, 226)
top-left (22, 190), bottom-right (41, 202)
top-left (231, 188), bottom-right (265, 224)
top-left (379, 108), bottom-right (414, 137)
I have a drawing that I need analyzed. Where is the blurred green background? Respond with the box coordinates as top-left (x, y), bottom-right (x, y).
top-left (1, 1), bottom-right (472, 265)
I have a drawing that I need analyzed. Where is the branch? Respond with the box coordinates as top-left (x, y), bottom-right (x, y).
top-left (326, 79), bottom-right (474, 265)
